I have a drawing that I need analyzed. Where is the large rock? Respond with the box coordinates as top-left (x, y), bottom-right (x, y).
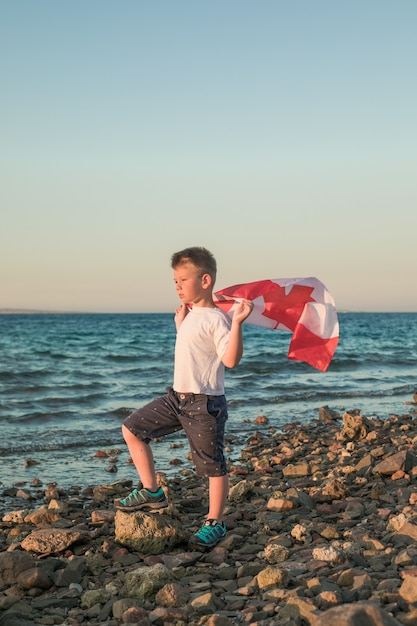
top-left (20, 528), bottom-right (89, 554)
top-left (373, 450), bottom-right (417, 476)
top-left (115, 510), bottom-right (187, 553)
top-left (313, 601), bottom-right (402, 625)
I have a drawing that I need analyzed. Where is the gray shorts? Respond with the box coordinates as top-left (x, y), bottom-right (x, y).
top-left (123, 387), bottom-right (228, 477)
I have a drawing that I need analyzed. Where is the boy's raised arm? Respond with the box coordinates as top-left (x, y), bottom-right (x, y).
top-left (222, 299), bottom-right (253, 369)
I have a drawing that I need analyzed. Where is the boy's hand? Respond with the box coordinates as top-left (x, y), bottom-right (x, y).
top-left (232, 299), bottom-right (253, 324)
top-left (175, 303), bottom-right (189, 329)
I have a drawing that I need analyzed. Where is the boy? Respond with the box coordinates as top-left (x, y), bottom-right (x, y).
top-left (116, 247), bottom-right (253, 550)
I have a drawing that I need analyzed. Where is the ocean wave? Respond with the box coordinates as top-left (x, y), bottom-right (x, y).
top-left (1, 312), bottom-right (416, 489)
top-left (0, 431), bottom-right (123, 456)
top-left (110, 407), bottom-right (135, 418)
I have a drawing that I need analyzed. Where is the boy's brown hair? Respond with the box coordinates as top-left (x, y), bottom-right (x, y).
top-left (171, 247), bottom-right (217, 282)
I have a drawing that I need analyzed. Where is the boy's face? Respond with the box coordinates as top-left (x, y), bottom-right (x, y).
top-left (173, 262), bottom-right (211, 305)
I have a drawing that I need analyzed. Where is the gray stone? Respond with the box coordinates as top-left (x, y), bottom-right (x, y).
top-left (80, 588), bottom-right (111, 609)
top-left (228, 479), bottom-right (254, 502)
top-left (16, 567), bottom-right (53, 590)
top-left (0, 551), bottom-right (34, 586)
top-left (51, 555), bottom-right (87, 586)
top-left (0, 600), bottom-right (35, 626)
top-left (112, 598), bottom-right (143, 619)
top-left (122, 563), bottom-right (175, 600)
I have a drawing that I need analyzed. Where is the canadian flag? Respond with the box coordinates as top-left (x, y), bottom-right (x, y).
top-left (214, 277), bottom-right (339, 372)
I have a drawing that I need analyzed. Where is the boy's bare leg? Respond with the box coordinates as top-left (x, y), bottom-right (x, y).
top-left (122, 425), bottom-right (158, 492)
top-left (207, 474), bottom-right (229, 522)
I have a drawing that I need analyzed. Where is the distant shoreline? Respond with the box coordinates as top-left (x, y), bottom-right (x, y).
top-left (1, 309), bottom-right (415, 316)
top-left (0, 309), bottom-right (74, 315)
top-left (0, 309), bottom-right (172, 315)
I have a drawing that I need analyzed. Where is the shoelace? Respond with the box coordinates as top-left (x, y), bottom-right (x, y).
top-left (197, 520), bottom-right (225, 540)
top-left (122, 489), bottom-right (141, 504)
top-left (122, 487), bottom-right (163, 504)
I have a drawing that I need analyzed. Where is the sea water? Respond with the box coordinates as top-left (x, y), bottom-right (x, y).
top-left (0, 312), bottom-right (416, 490)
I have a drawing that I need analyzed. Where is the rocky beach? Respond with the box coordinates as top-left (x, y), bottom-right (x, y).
top-left (2, 398), bottom-right (417, 626)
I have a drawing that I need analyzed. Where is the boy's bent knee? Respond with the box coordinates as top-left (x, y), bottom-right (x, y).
top-left (122, 424), bottom-right (136, 442)
top-left (122, 424), bottom-right (150, 446)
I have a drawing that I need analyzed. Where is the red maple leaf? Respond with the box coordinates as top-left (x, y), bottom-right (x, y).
top-left (262, 285), bottom-right (315, 330)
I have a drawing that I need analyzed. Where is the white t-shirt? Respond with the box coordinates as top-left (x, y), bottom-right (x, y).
top-left (173, 306), bottom-right (231, 395)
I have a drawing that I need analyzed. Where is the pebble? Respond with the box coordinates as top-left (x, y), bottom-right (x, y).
top-left (1, 403), bottom-right (417, 625)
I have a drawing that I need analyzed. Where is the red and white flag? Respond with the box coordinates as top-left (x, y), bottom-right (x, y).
top-left (214, 277), bottom-right (339, 372)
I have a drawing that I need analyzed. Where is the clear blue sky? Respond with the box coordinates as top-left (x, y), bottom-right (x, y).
top-left (2, 1), bottom-right (416, 313)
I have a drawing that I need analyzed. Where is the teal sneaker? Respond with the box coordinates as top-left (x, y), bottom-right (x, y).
top-left (189, 519), bottom-right (227, 550)
top-left (115, 487), bottom-right (167, 512)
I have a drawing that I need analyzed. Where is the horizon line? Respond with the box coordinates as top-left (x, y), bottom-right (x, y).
top-left (1, 308), bottom-right (416, 316)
